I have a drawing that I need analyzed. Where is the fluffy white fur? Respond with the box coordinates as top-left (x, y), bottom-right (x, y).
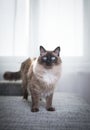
top-left (42, 71), bottom-right (57, 85)
top-left (33, 58), bottom-right (61, 85)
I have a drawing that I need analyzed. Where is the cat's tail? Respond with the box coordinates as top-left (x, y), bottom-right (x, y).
top-left (3, 71), bottom-right (21, 80)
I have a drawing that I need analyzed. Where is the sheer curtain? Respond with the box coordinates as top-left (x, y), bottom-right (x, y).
top-left (0, 0), bottom-right (29, 56)
top-left (0, 0), bottom-right (89, 60)
top-left (30, 0), bottom-right (83, 57)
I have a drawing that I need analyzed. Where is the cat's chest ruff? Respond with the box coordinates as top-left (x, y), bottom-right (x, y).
top-left (42, 71), bottom-right (57, 85)
top-left (33, 59), bottom-right (59, 85)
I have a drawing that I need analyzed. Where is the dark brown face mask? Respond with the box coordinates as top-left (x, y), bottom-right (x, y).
top-left (38, 46), bottom-right (61, 68)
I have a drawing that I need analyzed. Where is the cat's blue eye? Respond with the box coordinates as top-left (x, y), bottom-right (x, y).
top-left (43, 57), bottom-right (47, 61)
top-left (51, 56), bottom-right (56, 61)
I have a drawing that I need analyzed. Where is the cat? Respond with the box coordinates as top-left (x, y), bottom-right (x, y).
top-left (3, 46), bottom-right (62, 112)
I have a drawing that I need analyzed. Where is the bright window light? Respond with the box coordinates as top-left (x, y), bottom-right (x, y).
top-left (0, 0), bottom-right (29, 56)
top-left (14, 0), bottom-right (29, 56)
top-left (38, 0), bottom-right (83, 57)
top-left (0, 0), bottom-right (83, 57)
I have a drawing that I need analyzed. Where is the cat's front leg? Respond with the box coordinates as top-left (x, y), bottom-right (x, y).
top-left (30, 89), bottom-right (40, 112)
top-left (46, 93), bottom-right (55, 111)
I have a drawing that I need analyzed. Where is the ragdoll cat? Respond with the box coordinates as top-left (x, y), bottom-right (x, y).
top-left (3, 46), bottom-right (62, 112)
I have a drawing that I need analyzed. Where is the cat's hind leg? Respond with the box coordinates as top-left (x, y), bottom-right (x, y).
top-left (23, 87), bottom-right (28, 100)
top-left (22, 80), bottom-right (28, 100)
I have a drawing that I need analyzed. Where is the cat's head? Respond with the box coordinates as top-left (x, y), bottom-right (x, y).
top-left (38, 46), bottom-right (62, 69)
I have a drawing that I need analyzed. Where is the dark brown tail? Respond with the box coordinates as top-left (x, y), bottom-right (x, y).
top-left (3, 71), bottom-right (21, 80)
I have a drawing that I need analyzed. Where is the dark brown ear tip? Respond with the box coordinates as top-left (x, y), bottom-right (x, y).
top-left (40, 45), bottom-right (43, 48)
top-left (57, 46), bottom-right (60, 51)
top-left (39, 45), bottom-right (46, 53)
top-left (40, 46), bottom-right (45, 49)
top-left (54, 46), bottom-right (61, 52)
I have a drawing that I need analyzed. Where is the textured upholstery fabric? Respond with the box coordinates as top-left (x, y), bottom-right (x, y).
top-left (0, 92), bottom-right (90, 130)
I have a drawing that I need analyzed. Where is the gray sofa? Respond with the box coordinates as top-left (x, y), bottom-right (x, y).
top-left (0, 81), bottom-right (90, 130)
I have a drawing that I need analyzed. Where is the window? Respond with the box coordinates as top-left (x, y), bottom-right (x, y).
top-left (0, 0), bottom-right (84, 57)
top-left (34, 0), bottom-right (84, 57)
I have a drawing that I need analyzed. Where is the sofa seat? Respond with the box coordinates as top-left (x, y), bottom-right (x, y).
top-left (0, 92), bottom-right (90, 130)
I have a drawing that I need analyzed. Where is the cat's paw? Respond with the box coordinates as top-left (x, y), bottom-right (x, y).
top-left (31, 108), bottom-right (39, 112)
top-left (46, 107), bottom-right (55, 111)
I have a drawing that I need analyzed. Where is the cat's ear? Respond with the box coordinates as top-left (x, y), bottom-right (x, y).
top-left (40, 46), bottom-right (46, 55)
top-left (53, 46), bottom-right (60, 56)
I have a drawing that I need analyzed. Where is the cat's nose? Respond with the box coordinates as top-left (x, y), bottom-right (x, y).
top-left (46, 60), bottom-right (52, 66)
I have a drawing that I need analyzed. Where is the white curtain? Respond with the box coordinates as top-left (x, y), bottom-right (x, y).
top-left (0, 0), bottom-right (29, 56)
top-left (30, 0), bottom-right (83, 57)
top-left (0, 0), bottom-right (90, 60)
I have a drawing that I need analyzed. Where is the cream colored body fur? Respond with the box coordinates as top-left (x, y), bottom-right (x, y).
top-left (27, 58), bottom-right (61, 97)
